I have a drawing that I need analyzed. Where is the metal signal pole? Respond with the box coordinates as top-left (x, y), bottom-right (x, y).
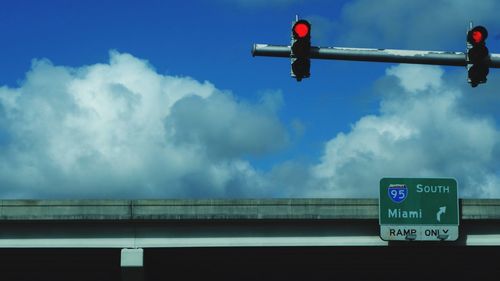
top-left (252, 44), bottom-right (500, 68)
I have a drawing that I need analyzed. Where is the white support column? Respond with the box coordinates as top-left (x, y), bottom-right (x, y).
top-left (121, 248), bottom-right (144, 281)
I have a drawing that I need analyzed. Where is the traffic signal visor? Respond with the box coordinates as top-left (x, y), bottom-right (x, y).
top-left (468, 26), bottom-right (488, 45)
top-left (293, 20), bottom-right (310, 39)
top-left (472, 31), bottom-right (483, 43)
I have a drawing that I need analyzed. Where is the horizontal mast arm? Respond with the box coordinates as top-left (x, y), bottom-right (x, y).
top-left (252, 44), bottom-right (500, 68)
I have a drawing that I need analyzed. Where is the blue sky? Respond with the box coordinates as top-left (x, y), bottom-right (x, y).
top-left (0, 0), bottom-right (499, 199)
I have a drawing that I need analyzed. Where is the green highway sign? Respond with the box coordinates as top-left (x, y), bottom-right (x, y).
top-left (379, 178), bottom-right (459, 241)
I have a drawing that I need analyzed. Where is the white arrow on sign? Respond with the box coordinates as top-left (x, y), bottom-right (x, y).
top-left (436, 206), bottom-right (446, 222)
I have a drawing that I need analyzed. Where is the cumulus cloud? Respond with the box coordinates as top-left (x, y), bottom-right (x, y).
top-left (308, 64), bottom-right (500, 198)
top-left (1, 51), bottom-right (499, 199)
top-left (319, 0), bottom-right (500, 49)
top-left (0, 51), bottom-right (287, 198)
top-left (167, 91), bottom-right (286, 159)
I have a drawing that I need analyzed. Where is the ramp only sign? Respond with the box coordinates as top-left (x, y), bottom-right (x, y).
top-left (379, 178), bottom-right (458, 241)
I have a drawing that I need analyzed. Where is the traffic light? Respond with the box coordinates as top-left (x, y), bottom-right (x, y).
top-left (291, 19), bottom-right (311, 81)
top-left (467, 25), bottom-right (489, 87)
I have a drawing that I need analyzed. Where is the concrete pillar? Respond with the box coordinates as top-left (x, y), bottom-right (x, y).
top-left (121, 248), bottom-right (144, 281)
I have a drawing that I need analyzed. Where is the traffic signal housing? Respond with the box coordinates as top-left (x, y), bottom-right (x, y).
top-left (291, 20), bottom-right (311, 81)
top-left (467, 26), bottom-right (489, 87)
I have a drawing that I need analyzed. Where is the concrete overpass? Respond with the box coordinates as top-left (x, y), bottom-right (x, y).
top-left (0, 199), bottom-right (499, 280)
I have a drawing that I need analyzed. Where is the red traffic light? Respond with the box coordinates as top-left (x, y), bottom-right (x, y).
top-left (293, 20), bottom-right (310, 38)
top-left (472, 31), bottom-right (483, 43)
top-left (468, 26), bottom-right (488, 44)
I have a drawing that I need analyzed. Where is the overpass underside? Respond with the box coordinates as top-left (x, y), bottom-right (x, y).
top-left (0, 199), bottom-right (498, 280)
top-left (0, 244), bottom-right (499, 281)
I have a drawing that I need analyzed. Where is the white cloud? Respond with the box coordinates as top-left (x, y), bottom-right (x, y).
top-left (320, 0), bottom-right (500, 49)
top-left (1, 51), bottom-right (499, 199)
top-left (385, 64), bottom-right (443, 93)
top-left (308, 64), bottom-right (500, 198)
top-left (166, 90), bottom-right (287, 159)
top-left (0, 51), bottom-right (287, 198)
